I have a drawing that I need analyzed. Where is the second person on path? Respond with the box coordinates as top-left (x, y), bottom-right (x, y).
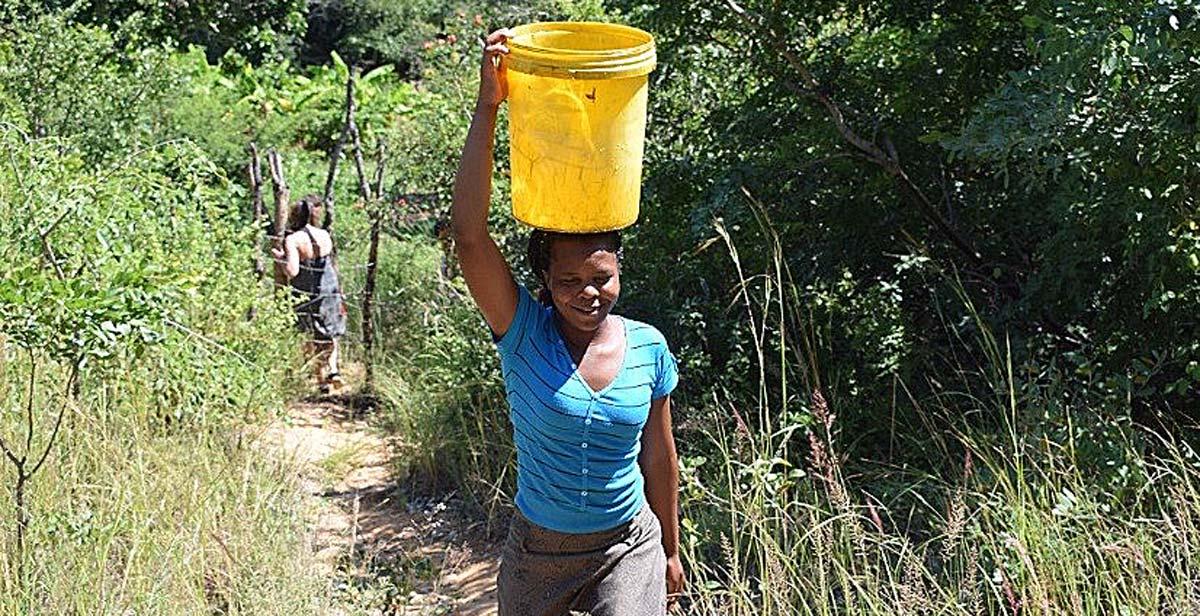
top-left (272, 194), bottom-right (347, 393)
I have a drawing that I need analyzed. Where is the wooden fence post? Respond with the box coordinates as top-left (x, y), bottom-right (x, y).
top-left (267, 149), bottom-right (290, 288)
top-left (247, 143), bottom-right (265, 319)
top-left (361, 139), bottom-right (386, 388)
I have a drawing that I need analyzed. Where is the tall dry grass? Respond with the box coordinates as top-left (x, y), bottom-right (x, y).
top-left (0, 331), bottom-right (334, 614)
top-left (677, 218), bottom-right (1200, 615)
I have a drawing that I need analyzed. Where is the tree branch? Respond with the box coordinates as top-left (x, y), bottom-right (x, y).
top-left (373, 139), bottom-right (387, 199)
top-left (247, 143), bottom-right (265, 282)
top-left (350, 124), bottom-right (372, 202)
top-left (248, 143), bottom-right (264, 227)
top-left (362, 140), bottom-right (386, 388)
top-left (23, 348), bottom-right (34, 463)
top-left (38, 207), bottom-right (72, 281)
top-left (723, 0), bottom-right (983, 265)
top-left (28, 361), bottom-right (79, 478)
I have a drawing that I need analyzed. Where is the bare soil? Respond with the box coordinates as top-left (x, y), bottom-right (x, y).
top-left (258, 395), bottom-right (500, 615)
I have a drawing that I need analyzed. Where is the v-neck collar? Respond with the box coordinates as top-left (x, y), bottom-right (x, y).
top-left (552, 315), bottom-right (628, 398)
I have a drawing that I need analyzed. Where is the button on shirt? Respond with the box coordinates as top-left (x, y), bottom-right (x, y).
top-left (495, 286), bottom-right (679, 534)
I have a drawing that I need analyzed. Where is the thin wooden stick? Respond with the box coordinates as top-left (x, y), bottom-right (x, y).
top-left (362, 139), bottom-right (387, 388)
top-left (350, 122), bottom-right (372, 202)
top-left (248, 143), bottom-right (265, 278)
top-left (267, 149), bottom-right (290, 286)
top-left (323, 69), bottom-right (359, 229)
top-left (246, 143), bottom-right (266, 319)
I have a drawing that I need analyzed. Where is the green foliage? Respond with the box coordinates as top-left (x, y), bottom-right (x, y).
top-left (0, 7), bottom-right (171, 162)
top-left (609, 0), bottom-right (1199, 437)
top-left (0, 6), bottom-right (311, 605)
top-left (303, 0), bottom-right (458, 74)
top-left (302, 0), bottom-right (618, 75)
top-left (369, 239), bottom-right (514, 509)
top-left (32, 0), bottom-right (309, 63)
top-left (0, 137), bottom-right (165, 363)
top-left (0, 127), bottom-right (295, 425)
top-left (941, 0), bottom-right (1200, 399)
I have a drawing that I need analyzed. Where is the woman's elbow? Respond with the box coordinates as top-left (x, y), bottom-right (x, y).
top-left (640, 441), bottom-right (678, 469)
top-left (449, 217), bottom-right (470, 244)
top-left (450, 221), bottom-right (489, 253)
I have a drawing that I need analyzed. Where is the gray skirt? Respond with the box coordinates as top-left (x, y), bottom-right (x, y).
top-left (498, 504), bottom-right (667, 616)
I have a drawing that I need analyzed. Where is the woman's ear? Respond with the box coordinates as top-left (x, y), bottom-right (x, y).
top-left (538, 273), bottom-right (553, 306)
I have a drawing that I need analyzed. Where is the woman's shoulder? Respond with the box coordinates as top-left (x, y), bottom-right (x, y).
top-left (283, 229), bottom-right (306, 246)
top-left (286, 226), bottom-right (333, 251)
top-left (305, 226), bottom-right (334, 242)
top-left (619, 316), bottom-right (670, 349)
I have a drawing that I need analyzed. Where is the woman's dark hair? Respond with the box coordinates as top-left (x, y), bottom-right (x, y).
top-left (526, 229), bottom-right (622, 305)
top-left (287, 194), bottom-right (324, 232)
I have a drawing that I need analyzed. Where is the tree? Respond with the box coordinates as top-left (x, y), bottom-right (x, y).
top-left (28, 0), bottom-right (308, 63)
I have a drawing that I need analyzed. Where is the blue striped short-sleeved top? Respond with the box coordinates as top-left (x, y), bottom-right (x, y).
top-left (495, 286), bottom-right (679, 534)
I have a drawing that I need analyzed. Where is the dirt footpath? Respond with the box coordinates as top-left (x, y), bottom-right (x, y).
top-left (259, 397), bottom-right (500, 615)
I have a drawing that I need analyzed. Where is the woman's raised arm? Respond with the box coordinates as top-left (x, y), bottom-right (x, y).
top-left (451, 28), bottom-right (520, 336)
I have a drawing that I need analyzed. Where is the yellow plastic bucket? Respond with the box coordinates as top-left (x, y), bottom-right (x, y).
top-left (505, 22), bottom-right (656, 232)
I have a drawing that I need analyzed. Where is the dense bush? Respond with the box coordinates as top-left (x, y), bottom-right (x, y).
top-left (29, 0), bottom-right (308, 63)
top-left (614, 0), bottom-right (1200, 436)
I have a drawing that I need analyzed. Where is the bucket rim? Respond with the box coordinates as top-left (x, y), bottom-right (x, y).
top-left (506, 21), bottom-right (656, 80)
top-left (512, 217), bottom-right (638, 233)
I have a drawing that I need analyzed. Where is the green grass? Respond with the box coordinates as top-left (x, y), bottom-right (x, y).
top-left (672, 225), bottom-right (1200, 615)
top-left (317, 440), bottom-right (374, 484)
top-left (675, 387), bottom-right (1200, 615)
top-left (0, 355), bottom-right (335, 614)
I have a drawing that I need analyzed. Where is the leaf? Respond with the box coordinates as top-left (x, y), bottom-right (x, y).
top-left (1118, 25), bottom-right (1134, 43)
top-left (1101, 53), bottom-right (1120, 75)
top-left (330, 50), bottom-right (348, 77)
top-left (362, 64), bottom-right (394, 83)
top-left (918, 130), bottom-right (947, 144)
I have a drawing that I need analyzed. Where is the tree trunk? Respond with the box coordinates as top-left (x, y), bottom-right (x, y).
top-left (358, 138), bottom-right (386, 388)
top-left (13, 470), bottom-right (25, 587)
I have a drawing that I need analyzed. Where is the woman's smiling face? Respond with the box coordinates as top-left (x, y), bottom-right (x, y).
top-left (545, 235), bottom-right (621, 333)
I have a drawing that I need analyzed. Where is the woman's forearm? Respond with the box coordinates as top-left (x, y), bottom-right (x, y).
top-left (643, 445), bottom-right (680, 558)
top-left (450, 103), bottom-right (499, 244)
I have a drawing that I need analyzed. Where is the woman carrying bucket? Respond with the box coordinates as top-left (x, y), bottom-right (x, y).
top-left (451, 26), bottom-right (683, 615)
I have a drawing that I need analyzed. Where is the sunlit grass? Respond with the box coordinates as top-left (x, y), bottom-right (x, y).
top-left (0, 353), bottom-right (334, 615)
